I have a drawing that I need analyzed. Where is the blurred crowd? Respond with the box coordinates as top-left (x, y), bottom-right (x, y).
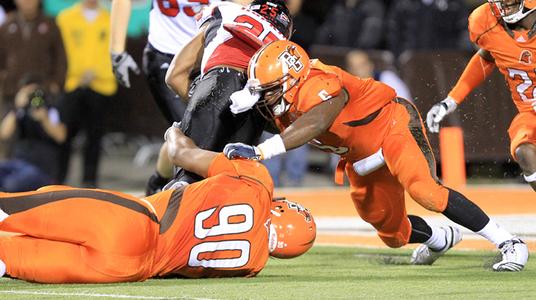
top-left (0, 0), bottom-right (489, 190)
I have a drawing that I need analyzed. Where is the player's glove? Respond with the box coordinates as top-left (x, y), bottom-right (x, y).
top-left (111, 52), bottom-right (140, 88)
top-left (229, 79), bottom-right (261, 114)
top-left (426, 96), bottom-right (458, 133)
top-left (224, 143), bottom-right (262, 160)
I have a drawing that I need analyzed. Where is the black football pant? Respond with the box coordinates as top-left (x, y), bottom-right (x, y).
top-left (143, 43), bottom-right (186, 124)
top-left (176, 67), bottom-right (266, 183)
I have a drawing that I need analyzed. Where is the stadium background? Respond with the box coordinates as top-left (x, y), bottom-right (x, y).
top-left (0, 0), bottom-right (522, 190)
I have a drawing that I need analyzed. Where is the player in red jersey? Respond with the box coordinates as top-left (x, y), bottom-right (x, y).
top-left (0, 124), bottom-right (315, 283)
top-left (427, 0), bottom-right (536, 192)
top-left (224, 40), bottom-right (529, 271)
top-left (147, 0), bottom-right (292, 191)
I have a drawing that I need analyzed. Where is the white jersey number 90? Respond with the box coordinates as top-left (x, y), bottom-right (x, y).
top-left (188, 204), bottom-right (254, 268)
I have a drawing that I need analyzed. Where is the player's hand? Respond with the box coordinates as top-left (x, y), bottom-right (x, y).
top-left (229, 79), bottom-right (261, 114)
top-left (426, 96), bottom-right (458, 133)
top-left (111, 52), bottom-right (140, 88)
top-left (224, 142), bottom-right (262, 160)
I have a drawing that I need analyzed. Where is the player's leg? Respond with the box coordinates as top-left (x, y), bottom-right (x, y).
top-left (508, 112), bottom-right (536, 191)
top-left (0, 188), bottom-right (159, 253)
top-left (346, 163), bottom-right (459, 255)
top-left (143, 45), bottom-right (189, 195)
top-left (142, 44), bottom-right (186, 124)
top-left (385, 99), bottom-right (528, 270)
top-left (0, 235), bottom-right (146, 283)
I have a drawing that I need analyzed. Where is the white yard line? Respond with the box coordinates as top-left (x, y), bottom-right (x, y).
top-left (0, 290), bottom-right (217, 300)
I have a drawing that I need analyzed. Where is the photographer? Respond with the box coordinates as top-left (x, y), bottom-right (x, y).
top-left (0, 78), bottom-right (66, 192)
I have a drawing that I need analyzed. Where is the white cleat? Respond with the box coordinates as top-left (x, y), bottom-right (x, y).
top-left (411, 226), bottom-right (462, 265)
top-left (492, 238), bottom-right (528, 272)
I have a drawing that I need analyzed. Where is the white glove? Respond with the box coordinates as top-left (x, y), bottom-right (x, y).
top-left (111, 52), bottom-right (140, 88)
top-left (229, 79), bottom-right (261, 114)
top-left (426, 96), bottom-right (458, 133)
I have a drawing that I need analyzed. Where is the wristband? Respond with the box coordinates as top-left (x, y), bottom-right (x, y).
top-left (524, 171), bottom-right (536, 183)
top-left (257, 134), bottom-right (286, 160)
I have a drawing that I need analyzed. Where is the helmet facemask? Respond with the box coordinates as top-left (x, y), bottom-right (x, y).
top-left (250, 74), bottom-right (299, 120)
top-left (488, 0), bottom-right (536, 23)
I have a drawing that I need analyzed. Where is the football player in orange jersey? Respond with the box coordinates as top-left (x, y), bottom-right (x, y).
top-left (427, 0), bottom-right (536, 192)
top-left (224, 40), bottom-right (529, 271)
top-left (0, 124), bottom-right (316, 283)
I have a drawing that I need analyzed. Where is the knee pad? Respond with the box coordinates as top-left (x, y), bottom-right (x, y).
top-left (378, 231), bottom-right (408, 248)
top-left (407, 182), bottom-right (448, 212)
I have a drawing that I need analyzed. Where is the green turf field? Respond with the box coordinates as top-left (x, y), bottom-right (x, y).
top-left (0, 246), bottom-right (534, 299)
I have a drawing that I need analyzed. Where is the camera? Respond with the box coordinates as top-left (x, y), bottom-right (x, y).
top-left (27, 89), bottom-right (47, 110)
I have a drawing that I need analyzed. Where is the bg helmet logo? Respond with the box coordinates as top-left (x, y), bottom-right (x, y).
top-left (278, 46), bottom-right (304, 72)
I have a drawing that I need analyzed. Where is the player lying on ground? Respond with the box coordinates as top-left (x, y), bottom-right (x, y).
top-left (146, 0), bottom-right (292, 193)
top-left (427, 0), bottom-right (536, 192)
top-left (0, 124), bottom-right (316, 283)
top-left (224, 40), bottom-right (529, 271)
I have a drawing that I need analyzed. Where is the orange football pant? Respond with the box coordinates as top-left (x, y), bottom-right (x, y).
top-left (508, 111), bottom-right (536, 160)
top-left (346, 100), bottom-right (449, 248)
top-left (0, 187), bottom-right (158, 283)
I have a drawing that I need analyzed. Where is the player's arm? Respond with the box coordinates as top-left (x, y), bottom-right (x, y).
top-left (426, 48), bottom-right (495, 133)
top-left (165, 26), bottom-right (206, 100)
top-left (224, 89), bottom-right (348, 160)
top-left (164, 123), bottom-right (218, 178)
top-left (110, 0), bottom-right (140, 88)
top-left (110, 0), bottom-right (131, 53)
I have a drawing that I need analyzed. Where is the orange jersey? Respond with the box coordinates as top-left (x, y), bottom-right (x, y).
top-left (149, 154), bottom-right (273, 278)
top-left (276, 60), bottom-right (397, 160)
top-left (0, 155), bottom-right (273, 283)
top-left (469, 4), bottom-right (536, 113)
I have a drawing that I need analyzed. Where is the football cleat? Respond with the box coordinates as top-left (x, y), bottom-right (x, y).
top-left (411, 226), bottom-right (462, 265)
top-left (492, 238), bottom-right (529, 272)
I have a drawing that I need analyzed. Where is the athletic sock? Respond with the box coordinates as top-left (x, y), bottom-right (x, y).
top-left (0, 259), bottom-right (5, 277)
top-left (476, 220), bottom-right (514, 247)
top-left (424, 226), bottom-right (449, 252)
top-left (442, 188), bottom-right (489, 232)
top-left (408, 215), bottom-right (432, 243)
top-left (0, 207), bottom-right (8, 222)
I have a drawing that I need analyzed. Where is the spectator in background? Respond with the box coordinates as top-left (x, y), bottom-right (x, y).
top-left (386, 0), bottom-right (470, 58)
top-left (315, 0), bottom-right (385, 49)
top-left (0, 0), bottom-right (66, 158)
top-left (346, 50), bottom-right (412, 101)
top-left (0, 5), bottom-right (6, 25)
top-left (0, 75), bottom-right (66, 192)
top-left (56, 0), bottom-right (117, 188)
top-left (287, 0), bottom-right (317, 51)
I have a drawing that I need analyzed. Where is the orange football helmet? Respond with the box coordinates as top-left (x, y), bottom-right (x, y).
top-left (488, 0), bottom-right (536, 23)
top-left (248, 40), bottom-right (311, 119)
top-left (269, 198), bottom-right (316, 259)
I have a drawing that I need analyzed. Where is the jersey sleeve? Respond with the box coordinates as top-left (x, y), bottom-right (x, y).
top-left (295, 73), bottom-right (343, 112)
top-left (196, 4), bottom-right (218, 29)
top-left (207, 154), bottom-right (273, 190)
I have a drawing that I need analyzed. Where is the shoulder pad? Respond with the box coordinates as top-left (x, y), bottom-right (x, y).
top-left (469, 4), bottom-right (500, 45)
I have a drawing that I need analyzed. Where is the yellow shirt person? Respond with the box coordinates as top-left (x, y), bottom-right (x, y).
top-left (57, 2), bottom-right (117, 96)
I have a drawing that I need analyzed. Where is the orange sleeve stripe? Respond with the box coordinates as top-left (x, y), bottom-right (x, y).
top-left (448, 53), bottom-right (495, 104)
